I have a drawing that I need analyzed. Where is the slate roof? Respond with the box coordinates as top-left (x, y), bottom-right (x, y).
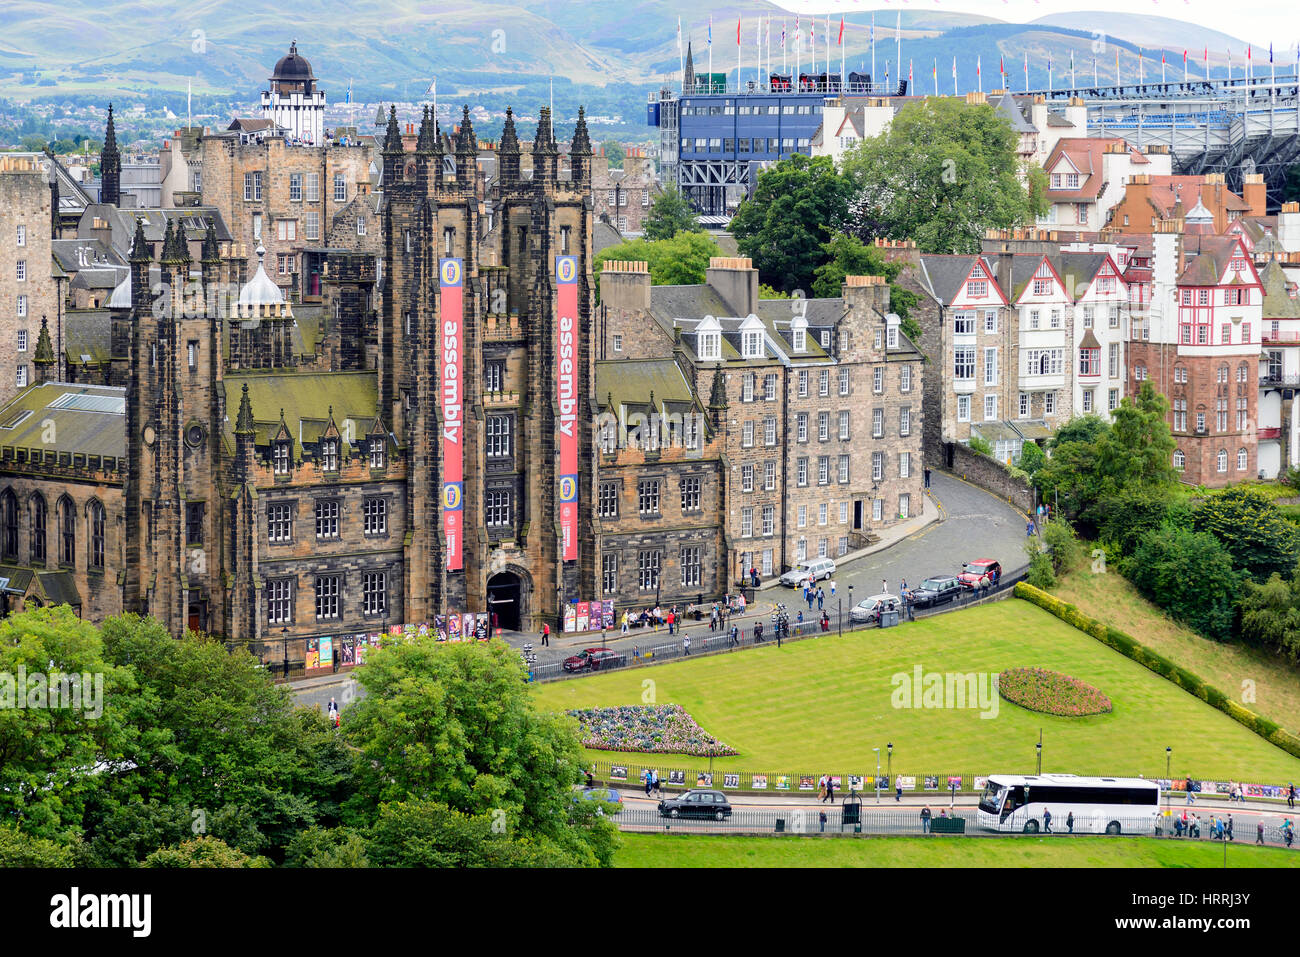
top-left (51, 238), bottom-right (124, 274)
top-left (917, 254), bottom-right (993, 304)
top-left (596, 358), bottom-right (698, 412)
top-left (1260, 261), bottom-right (1300, 319)
top-left (220, 371), bottom-right (379, 460)
top-left (1177, 235), bottom-right (1242, 286)
top-left (63, 310), bottom-right (112, 368)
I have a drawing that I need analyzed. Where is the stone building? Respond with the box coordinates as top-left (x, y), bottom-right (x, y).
top-left (592, 148), bottom-right (660, 235)
top-left (600, 257), bottom-right (924, 583)
top-left (0, 153), bottom-right (59, 405)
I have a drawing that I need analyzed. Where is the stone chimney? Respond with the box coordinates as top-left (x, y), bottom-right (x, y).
top-left (600, 258), bottom-right (651, 312)
top-left (1278, 202), bottom-right (1300, 254)
top-left (1243, 173), bottom-right (1266, 218)
top-left (705, 256), bottom-right (758, 316)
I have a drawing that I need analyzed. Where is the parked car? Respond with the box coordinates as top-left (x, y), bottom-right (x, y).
top-left (562, 647), bottom-right (623, 672)
top-left (577, 787), bottom-right (624, 810)
top-left (909, 576), bottom-right (963, 608)
top-left (778, 557), bottom-right (837, 587)
top-left (850, 593), bottom-right (900, 624)
top-left (657, 789), bottom-right (732, 820)
top-left (957, 559), bottom-right (1002, 589)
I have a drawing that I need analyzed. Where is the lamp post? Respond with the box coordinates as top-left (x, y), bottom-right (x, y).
top-left (280, 626), bottom-right (290, 681)
top-left (873, 747), bottom-right (881, 803)
top-left (1170, 748), bottom-right (1180, 816)
top-left (887, 742), bottom-right (893, 784)
top-left (848, 584), bottom-right (854, 631)
top-left (1035, 732), bottom-right (1042, 776)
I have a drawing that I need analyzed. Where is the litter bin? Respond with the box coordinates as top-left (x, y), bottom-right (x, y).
top-left (880, 608), bottom-right (900, 628)
top-left (842, 792), bottom-right (862, 832)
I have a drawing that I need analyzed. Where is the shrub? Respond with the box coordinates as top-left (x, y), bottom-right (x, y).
top-left (968, 435), bottom-right (993, 457)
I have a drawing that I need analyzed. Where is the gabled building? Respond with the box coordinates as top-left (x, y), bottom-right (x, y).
top-left (1037, 137), bottom-right (1169, 229)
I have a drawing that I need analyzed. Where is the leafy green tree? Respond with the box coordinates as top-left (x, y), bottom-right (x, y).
top-left (758, 284), bottom-right (790, 299)
top-left (1127, 524), bottom-right (1242, 641)
top-left (808, 233), bottom-right (920, 338)
top-left (967, 435), bottom-right (993, 456)
top-left (839, 97), bottom-right (1044, 254)
top-left (1239, 568), bottom-right (1300, 661)
top-left (594, 231), bottom-right (722, 299)
top-left (1024, 538), bottom-right (1057, 590)
top-left (600, 139), bottom-right (625, 169)
top-left (1096, 487), bottom-right (1184, 557)
top-left (1092, 382), bottom-right (1178, 493)
top-left (0, 824), bottom-right (76, 867)
top-left (1193, 486), bottom-right (1300, 583)
top-left (1042, 518), bottom-right (1084, 573)
top-left (1017, 440), bottom-right (1045, 477)
top-left (730, 154), bottom-right (855, 294)
top-left (141, 835), bottom-right (269, 868)
top-left (0, 607), bottom-right (135, 840)
top-left (284, 826), bottom-right (371, 868)
top-left (641, 186), bottom-right (701, 241)
top-left (342, 639), bottom-right (616, 865)
top-left (1049, 415), bottom-right (1110, 450)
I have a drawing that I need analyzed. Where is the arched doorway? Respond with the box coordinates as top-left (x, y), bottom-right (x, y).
top-left (487, 571), bottom-right (524, 632)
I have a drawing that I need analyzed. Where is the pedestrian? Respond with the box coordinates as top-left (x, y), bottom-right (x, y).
top-left (921, 806), bottom-right (932, 833)
top-left (900, 579), bottom-right (908, 594)
top-left (1256, 821), bottom-right (1265, 844)
top-left (754, 621), bottom-right (764, 643)
top-left (621, 611), bottom-right (630, 635)
top-left (923, 467), bottom-right (931, 490)
top-left (644, 768), bottom-right (652, 796)
top-left (682, 632), bottom-right (690, 655)
top-left (1186, 778), bottom-right (1196, 805)
top-left (796, 609), bottom-right (804, 624)
top-left (327, 696), bottom-right (337, 716)
top-left (820, 611), bottom-right (830, 632)
top-left (750, 567), bottom-right (759, 588)
top-left (652, 769), bottom-right (660, 795)
top-left (729, 623), bottom-right (739, 647)
top-left (332, 708), bottom-right (340, 728)
top-left (1066, 811), bottom-right (1074, 834)
top-left (1043, 807), bottom-right (1052, 833)
top-left (1027, 519), bottom-right (1035, 537)
top-left (806, 590), bottom-right (814, 612)
top-left (825, 776), bottom-right (836, 804)
top-left (1227, 815), bottom-right (1234, 842)
top-left (667, 610), bottom-right (675, 636)
top-left (881, 579), bottom-right (888, 594)
top-left (896, 780), bottom-right (902, 802)
top-left (816, 587), bottom-right (824, 610)
top-left (829, 579), bottom-right (836, 598)
top-left (1289, 783), bottom-right (1296, 809)
top-left (541, 622), bottom-right (550, 647)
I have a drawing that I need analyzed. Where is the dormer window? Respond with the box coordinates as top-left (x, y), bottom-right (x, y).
top-left (273, 442), bottom-right (290, 475)
top-left (791, 315), bottom-right (808, 353)
top-left (369, 437), bottom-right (386, 469)
top-left (742, 331), bottom-right (762, 358)
top-left (321, 439), bottom-right (339, 472)
top-left (698, 331), bottom-right (721, 360)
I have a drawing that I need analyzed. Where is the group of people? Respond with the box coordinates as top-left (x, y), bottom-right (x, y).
top-left (800, 580), bottom-right (832, 612)
top-left (325, 697), bottom-right (341, 728)
top-left (919, 806), bottom-right (954, 832)
top-left (641, 768), bottom-right (662, 796)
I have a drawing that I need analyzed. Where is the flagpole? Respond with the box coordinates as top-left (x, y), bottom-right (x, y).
top-left (953, 57), bottom-right (957, 96)
top-left (708, 16), bottom-right (713, 83)
top-left (678, 17), bottom-right (684, 84)
top-left (896, 11), bottom-right (901, 87)
top-left (826, 13), bottom-right (831, 84)
top-left (933, 58), bottom-right (938, 97)
top-left (841, 18), bottom-right (846, 88)
top-left (737, 15), bottom-right (741, 92)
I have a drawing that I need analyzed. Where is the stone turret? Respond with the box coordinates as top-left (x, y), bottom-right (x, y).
top-left (100, 103), bottom-right (120, 207)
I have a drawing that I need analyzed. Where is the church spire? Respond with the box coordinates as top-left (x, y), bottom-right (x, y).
top-left (100, 103), bottom-right (121, 207)
top-left (235, 383), bottom-right (256, 435)
top-left (499, 106), bottom-right (520, 183)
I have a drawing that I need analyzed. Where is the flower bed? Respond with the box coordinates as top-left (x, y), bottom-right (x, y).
top-left (567, 705), bottom-right (738, 757)
top-left (998, 667), bottom-right (1113, 717)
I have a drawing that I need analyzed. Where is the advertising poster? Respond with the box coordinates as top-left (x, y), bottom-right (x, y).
top-left (319, 636), bottom-right (333, 667)
top-left (463, 613), bottom-right (476, 639)
top-left (696, 772), bottom-right (712, 788)
top-left (555, 255), bottom-right (579, 561)
top-left (668, 770), bottom-right (686, 786)
top-left (973, 776), bottom-right (987, 790)
top-left (923, 775), bottom-right (939, 791)
top-left (723, 774), bottom-right (740, 789)
top-left (897, 775), bottom-right (916, 791)
top-left (475, 614), bottom-right (489, 641)
top-left (305, 638), bottom-right (320, 670)
top-left (829, 775), bottom-right (842, 791)
top-left (564, 604), bottom-right (577, 633)
top-left (434, 616), bottom-right (447, 641)
top-left (438, 257), bottom-right (465, 570)
top-left (848, 775), bottom-right (865, 792)
top-left (752, 775), bottom-right (768, 790)
top-left (602, 599), bottom-right (615, 629)
top-left (339, 636), bottom-right (356, 666)
top-left (798, 775), bottom-right (815, 791)
top-left (775, 775), bottom-right (790, 790)
top-left (609, 766), bottom-right (628, 782)
top-left (448, 614), bottom-right (462, 640)
top-left (576, 601), bottom-right (590, 632)
top-left (947, 775), bottom-right (963, 790)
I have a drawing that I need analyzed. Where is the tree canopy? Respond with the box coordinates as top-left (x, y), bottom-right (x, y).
top-left (594, 231), bottom-right (722, 299)
top-left (641, 185), bottom-right (701, 241)
top-left (839, 97), bottom-right (1047, 254)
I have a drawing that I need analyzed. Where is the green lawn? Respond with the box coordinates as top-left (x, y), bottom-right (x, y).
top-left (1053, 566), bottom-right (1300, 737)
top-left (615, 833), bottom-right (1300, 868)
top-left (532, 600), bottom-right (1300, 781)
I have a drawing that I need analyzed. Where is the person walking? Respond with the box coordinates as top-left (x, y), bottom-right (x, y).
top-left (667, 609), bottom-right (675, 636)
top-left (1043, 807), bottom-right (1052, 833)
top-left (1289, 783), bottom-right (1296, 809)
top-left (750, 566), bottom-right (759, 588)
top-left (806, 589), bottom-right (815, 612)
top-left (921, 806), bottom-right (932, 833)
top-left (816, 587), bottom-right (824, 610)
top-left (681, 632), bottom-right (690, 655)
top-left (754, 621), bottom-right (764, 643)
top-left (1256, 821), bottom-right (1265, 845)
top-left (643, 768), bottom-right (653, 797)
top-left (881, 579), bottom-right (888, 595)
top-left (895, 780), bottom-right (903, 802)
top-left (621, 611), bottom-right (630, 636)
top-left (1227, 815), bottom-right (1234, 842)
top-left (829, 579), bottom-right (836, 599)
top-left (652, 768), bottom-right (660, 795)
top-left (1066, 811), bottom-right (1074, 834)
top-left (1186, 778), bottom-right (1196, 805)
top-left (541, 622), bottom-right (550, 647)
top-left (729, 623), bottom-right (739, 647)
top-left (825, 776), bottom-right (836, 804)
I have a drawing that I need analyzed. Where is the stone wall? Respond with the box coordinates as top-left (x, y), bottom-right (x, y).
top-left (947, 441), bottom-right (1034, 514)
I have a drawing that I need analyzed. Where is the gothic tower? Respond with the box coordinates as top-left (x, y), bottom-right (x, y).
top-left (100, 103), bottom-right (120, 208)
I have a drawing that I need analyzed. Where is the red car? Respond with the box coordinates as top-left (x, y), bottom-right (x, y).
top-left (958, 559), bottom-right (1001, 589)
top-left (562, 647), bottom-right (623, 672)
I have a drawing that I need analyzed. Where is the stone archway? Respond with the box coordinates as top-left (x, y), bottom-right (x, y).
top-left (486, 568), bottom-right (531, 632)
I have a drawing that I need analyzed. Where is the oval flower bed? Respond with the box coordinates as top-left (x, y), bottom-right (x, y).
top-left (998, 668), bottom-right (1113, 717)
top-left (567, 704), bottom-right (738, 757)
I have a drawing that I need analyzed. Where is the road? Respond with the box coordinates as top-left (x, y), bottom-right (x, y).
top-left (291, 471), bottom-right (1027, 713)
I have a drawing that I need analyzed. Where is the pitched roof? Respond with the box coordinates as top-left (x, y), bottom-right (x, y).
top-left (1042, 137), bottom-right (1147, 201)
top-left (1260, 260), bottom-right (1300, 319)
top-left (596, 358), bottom-right (698, 411)
top-left (220, 371), bottom-right (379, 458)
top-left (917, 254), bottom-right (993, 304)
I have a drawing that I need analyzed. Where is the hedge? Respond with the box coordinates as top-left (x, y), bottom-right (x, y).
top-left (1014, 582), bottom-right (1300, 761)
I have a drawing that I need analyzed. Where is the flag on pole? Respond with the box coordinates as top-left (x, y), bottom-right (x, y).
top-left (999, 54), bottom-right (1004, 81)
top-left (977, 54), bottom-right (982, 93)
top-left (1023, 49), bottom-right (1028, 95)
top-left (933, 57), bottom-right (938, 96)
top-left (345, 78), bottom-right (352, 105)
top-left (952, 55), bottom-right (957, 96)
top-left (677, 16), bottom-right (682, 53)
top-left (707, 16), bottom-right (712, 46)
top-left (1183, 49), bottom-right (1188, 82)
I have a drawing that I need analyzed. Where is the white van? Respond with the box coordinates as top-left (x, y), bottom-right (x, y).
top-left (778, 558), bottom-right (837, 587)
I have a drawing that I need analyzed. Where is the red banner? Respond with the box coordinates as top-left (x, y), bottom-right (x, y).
top-left (439, 258), bottom-right (464, 571)
top-left (556, 255), bottom-right (579, 561)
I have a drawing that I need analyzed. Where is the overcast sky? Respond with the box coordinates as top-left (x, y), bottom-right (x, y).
top-left (769, 0), bottom-right (1297, 48)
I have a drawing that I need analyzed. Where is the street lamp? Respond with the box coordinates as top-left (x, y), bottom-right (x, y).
top-left (873, 747), bottom-right (881, 804)
top-left (280, 626), bottom-right (290, 681)
top-left (1166, 746), bottom-right (1172, 815)
top-left (848, 584), bottom-right (854, 631)
top-left (887, 742), bottom-right (893, 784)
top-left (1035, 736), bottom-right (1042, 776)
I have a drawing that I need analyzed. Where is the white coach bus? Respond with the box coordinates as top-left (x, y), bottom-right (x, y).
top-left (977, 773), bottom-right (1161, 834)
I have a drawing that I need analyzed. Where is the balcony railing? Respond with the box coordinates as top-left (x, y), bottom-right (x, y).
top-left (1260, 374), bottom-right (1300, 389)
top-left (1262, 331), bottom-right (1300, 344)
